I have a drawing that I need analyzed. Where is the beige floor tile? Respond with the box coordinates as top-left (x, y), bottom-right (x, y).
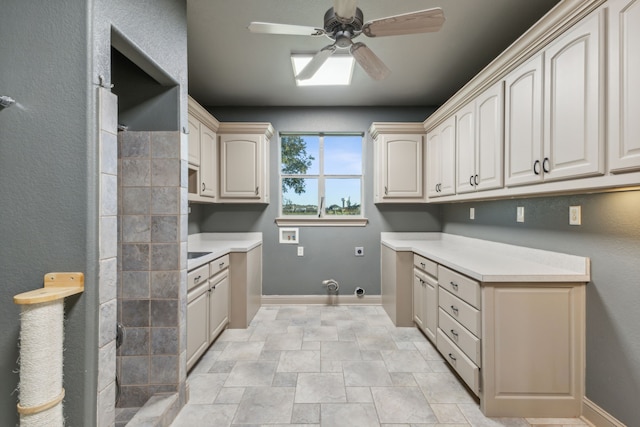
top-left (224, 360), bottom-right (276, 387)
top-left (170, 403), bottom-right (236, 427)
top-left (174, 306), bottom-right (553, 427)
top-left (294, 372), bottom-right (347, 403)
top-left (233, 386), bottom-right (295, 424)
top-left (291, 403), bottom-right (320, 423)
top-left (277, 350), bottom-right (321, 372)
top-left (371, 386), bottom-right (437, 424)
top-left (343, 360), bottom-right (393, 386)
top-left (320, 403), bottom-right (380, 427)
top-left (217, 341), bottom-right (264, 360)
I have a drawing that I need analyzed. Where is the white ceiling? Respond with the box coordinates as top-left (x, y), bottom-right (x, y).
top-left (186, 0), bottom-right (560, 107)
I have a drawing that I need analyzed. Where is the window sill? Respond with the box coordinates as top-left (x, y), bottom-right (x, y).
top-left (275, 217), bottom-right (368, 227)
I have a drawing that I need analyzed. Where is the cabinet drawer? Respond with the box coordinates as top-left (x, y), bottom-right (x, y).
top-left (438, 265), bottom-right (480, 308)
top-left (209, 254), bottom-right (230, 277)
top-left (439, 308), bottom-right (481, 366)
top-left (439, 287), bottom-right (481, 338)
top-left (437, 329), bottom-right (480, 396)
top-left (414, 254), bottom-right (438, 277)
top-left (187, 265), bottom-right (209, 292)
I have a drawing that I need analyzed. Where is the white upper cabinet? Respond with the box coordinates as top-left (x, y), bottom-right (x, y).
top-left (370, 123), bottom-right (426, 203)
top-left (543, 9), bottom-right (604, 181)
top-left (608, 0), bottom-right (640, 173)
top-left (456, 103), bottom-right (475, 194)
top-left (188, 96), bottom-right (219, 203)
top-left (188, 114), bottom-right (201, 166)
top-left (456, 81), bottom-right (504, 194)
top-left (504, 53), bottom-right (544, 187)
top-left (200, 125), bottom-right (217, 199)
top-left (218, 123), bottom-right (274, 203)
top-left (426, 115), bottom-right (456, 198)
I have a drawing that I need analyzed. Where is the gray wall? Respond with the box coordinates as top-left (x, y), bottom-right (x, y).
top-left (189, 107), bottom-right (442, 296)
top-left (0, 1), bottom-right (187, 426)
top-left (0, 1), bottom-right (94, 426)
top-left (440, 190), bottom-right (640, 426)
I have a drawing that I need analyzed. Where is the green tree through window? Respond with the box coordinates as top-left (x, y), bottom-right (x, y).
top-left (281, 135), bottom-right (315, 194)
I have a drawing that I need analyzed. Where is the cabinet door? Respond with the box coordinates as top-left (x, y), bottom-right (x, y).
top-left (544, 10), bottom-right (604, 181)
top-left (200, 125), bottom-right (217, 199)
top-left (439, 119), bottom-right (456, 197)
top-left (426, 130), bottom-right (442, 198)
top-left (209, 270), bottom-right (229, 343)
top-left (383, 135), bottom-right (423, 199)
top-left (456, 103), bottom-right (476, 194)
top-left (424, 277), bottom-right (438, 343)
top-left (608, 0), bottom-right (640, 173)
top-left (219, 134), bottom-right (262, 199)
top-left (505, 53), bottom-right (544, 186)
top-left (475, 81), bottom-right (504, 191)
top-left (413, 269), bottom-right (425, 330)
top-left (187, 283), bottom-right (209, 370)
top-left (188, 114), bottom-right (201, 166)
top-left (426, 116), bottom-right (456, 198)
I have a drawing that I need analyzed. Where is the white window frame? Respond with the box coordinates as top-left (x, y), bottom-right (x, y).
top-left (276, 132), bottom-right (367, 227)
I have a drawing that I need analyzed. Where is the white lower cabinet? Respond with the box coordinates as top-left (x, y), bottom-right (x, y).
top-left (413, 254), bottom-right (438, 343)
top-left (435, 264), bottom-right (585, 417)
top-left (186, 255), bottom-right (230, 371)
top-left (186, 281), bottom-right (209, 370)
top-left (381, 241), bottom-right (586, 418)
top-left (229, 244), bottom-right (262, 329)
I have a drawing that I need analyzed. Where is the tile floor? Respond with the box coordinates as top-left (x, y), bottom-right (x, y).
top-left (171, 305), bottom-right (589, 427)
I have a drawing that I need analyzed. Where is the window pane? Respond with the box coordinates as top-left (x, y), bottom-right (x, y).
top-left (324, 135), bottom-right (362, 175)
top-left (281, 135), bottom-right (319, 175)
top-left (282, 178), bottom-right (318, 215)
top-left (324, 178), bottom-right (361, 216)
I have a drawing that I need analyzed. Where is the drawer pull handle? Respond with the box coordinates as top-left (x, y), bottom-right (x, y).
top-left (450, 329), bottom-right (458, 338)
top-left (420, 262), bottom-right (426, 268)
top-left (219, 262), bottom-right (225, 268)
top-left (450, 281), bottom-right (458, 290)
top-left (450, 305), bottom-right (459, 315)
top-left (194, 275), bottom-right (202, 283)
top-left (448, 353), bottom-right (457, 362)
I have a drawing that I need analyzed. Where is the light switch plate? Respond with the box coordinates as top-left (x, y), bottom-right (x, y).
top-left (470, 208), bottom-right (475, 220)
top-left (569, 206), bottom-right (581, 225)
top-left (517, 206), bottom-right (525, 223)
top-left (297, 246), bottom-right (304, 256)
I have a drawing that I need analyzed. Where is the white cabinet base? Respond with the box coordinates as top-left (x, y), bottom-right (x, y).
top-left (481, 283), bottom-right (585, 417)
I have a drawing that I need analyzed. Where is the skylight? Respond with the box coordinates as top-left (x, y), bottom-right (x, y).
top-left (291, 55), bottom-right (355, 86)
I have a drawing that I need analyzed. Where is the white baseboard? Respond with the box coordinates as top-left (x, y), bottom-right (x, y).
top-left (582, 397), bottom-right (627, 427)
top-left (261, 294), bottom-right (382, 305)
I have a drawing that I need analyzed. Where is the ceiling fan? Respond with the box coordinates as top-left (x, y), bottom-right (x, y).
top-left (248, 0), bottom-right (445, 81)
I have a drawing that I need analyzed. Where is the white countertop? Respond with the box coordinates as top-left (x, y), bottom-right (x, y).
top-left (187, 232), bottom-right (262, 271)
top-left (381, 232), bottom-right (590, 283)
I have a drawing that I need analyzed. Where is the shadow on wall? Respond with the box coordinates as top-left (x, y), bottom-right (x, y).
top-left (376, 203), bottom-right (442, 231)
top-left (191, 203), bottom-right (267, 233)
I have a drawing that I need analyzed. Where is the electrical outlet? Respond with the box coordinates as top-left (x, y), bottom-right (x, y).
top-left (569, 206), bottom-right (581, 225)
top-left (517, 206), bottom-right (525, 223)
top-left (355, 247), bottom-right (364, 256)
top-left (470, 207), bottom-right (475, 220)
top-left (297, 246), bottom-right (304, 256)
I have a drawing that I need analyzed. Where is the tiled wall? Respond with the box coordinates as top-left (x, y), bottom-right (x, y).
top-left (116, 129), bottom-right (187, 408)
top-left (97, 88), bottom-right (118, 426)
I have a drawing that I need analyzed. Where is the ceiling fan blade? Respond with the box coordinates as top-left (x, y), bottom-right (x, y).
top-left (333, 0), bottom-right (358, 21)
top-left (350, 42), bottom-right (390, 80)
top-left (362, 7), bottom-right (445, 37)
top-left (248, 22), bottom-right (325, 37)
top-left (296, 46), bottom-right (337, 80)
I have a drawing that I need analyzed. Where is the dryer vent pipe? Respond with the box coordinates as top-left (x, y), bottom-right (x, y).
top-left (322, 279), bottom-right (339, 293)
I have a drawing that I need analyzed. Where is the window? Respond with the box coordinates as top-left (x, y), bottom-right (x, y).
top-left (278, 133), bottom-right (366, 226)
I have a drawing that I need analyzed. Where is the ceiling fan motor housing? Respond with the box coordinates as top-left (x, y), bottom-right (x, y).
top-left (324, 7), bottom-right (364, 43)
